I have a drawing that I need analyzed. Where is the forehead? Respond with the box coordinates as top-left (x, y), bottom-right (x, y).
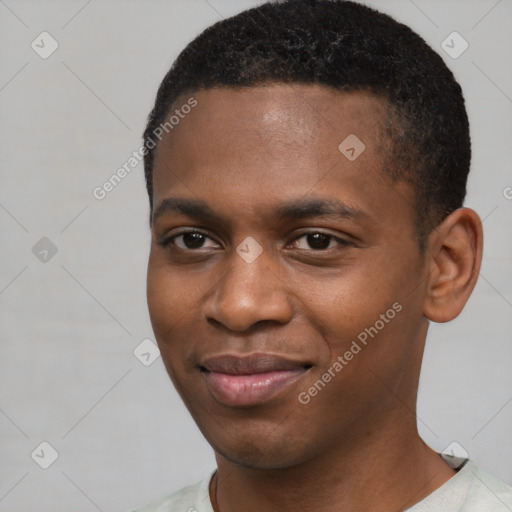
top-left (153, 85), bottom-right (388, 186)
top-left (151, 84), bottom-right (413, 234)
top-left (161, 85), bottom-right (387, 150)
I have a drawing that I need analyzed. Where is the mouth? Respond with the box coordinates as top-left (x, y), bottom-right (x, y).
top-left (199, 354), bottom-right (311, 407)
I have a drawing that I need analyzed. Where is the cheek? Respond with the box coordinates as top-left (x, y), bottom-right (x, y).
top-left (294, 249), bottom-right (423, 377)
top-left (146, 272), bottom-right (187, 386)
top-left (147, 249), bottom-right (202, 315)
top-left (146, 255), bottom-right (193, 346)
top-left (296, 264), bottom-right (401, 339)
top-left (146, 253), bottom-right (216, 376)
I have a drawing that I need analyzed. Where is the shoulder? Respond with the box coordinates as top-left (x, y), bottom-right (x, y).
top-left (408, 459), bottom-right (512, 512)
top-left (463, 461), bottom-right (512, 511)
top-left (132, 471), bottom-right (215, 512)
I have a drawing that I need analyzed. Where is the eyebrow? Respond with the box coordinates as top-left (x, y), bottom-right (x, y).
top-left (153, 197), bottom-right (220, 224)
top-left (275, 198), bottom-right (364, 221)
top-left (152, 196), bottom-right (366, 225)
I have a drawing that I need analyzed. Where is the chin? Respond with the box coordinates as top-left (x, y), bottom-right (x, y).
top-left (215, 440), bottom-right (311, 470)
top-left (200, 418), bottom-right (319, 470)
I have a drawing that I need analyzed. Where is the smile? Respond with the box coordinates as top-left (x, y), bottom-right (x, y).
top-left (200, 354), bottom-right (310, 407)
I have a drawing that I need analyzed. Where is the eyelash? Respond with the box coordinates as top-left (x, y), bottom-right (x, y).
top-left (158, 229), bottom-right (351, 252)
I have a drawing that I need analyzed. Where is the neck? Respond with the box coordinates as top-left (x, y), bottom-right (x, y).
top-left (212, 413), bottom-right (455, 512)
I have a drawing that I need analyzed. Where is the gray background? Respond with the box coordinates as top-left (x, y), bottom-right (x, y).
top-left (0, 0), bottom-right (511, 510)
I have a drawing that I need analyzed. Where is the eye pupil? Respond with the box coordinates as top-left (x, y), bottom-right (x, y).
top-left (307, 233), bottom-right (330, 250)
top-left (183, 232), bottom-right (205, 248)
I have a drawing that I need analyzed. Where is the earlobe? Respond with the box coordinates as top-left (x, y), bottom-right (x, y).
top-left (423, 208), bottom-right (483, 323)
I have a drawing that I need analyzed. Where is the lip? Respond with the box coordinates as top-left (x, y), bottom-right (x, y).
top-left (200, 354), bottom-right (310, 407)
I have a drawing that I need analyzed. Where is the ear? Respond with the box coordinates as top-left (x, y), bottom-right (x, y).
top-left (423, 207), bottom-right (483, 323)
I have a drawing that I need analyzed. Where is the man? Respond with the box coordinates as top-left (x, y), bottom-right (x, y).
top-left (135, 0), bottom-right (512, 510)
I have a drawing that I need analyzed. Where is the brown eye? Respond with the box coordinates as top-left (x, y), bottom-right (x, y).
top-left (306, 233), bottom-right (331, 250)
top-left (292, 232), bottom-right (346, 251)
top-left (166, 231), bottom-right (220, 250)
top-left (181, 232), bottom-right (207, 249)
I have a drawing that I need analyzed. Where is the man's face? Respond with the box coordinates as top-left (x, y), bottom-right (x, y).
top-left (147, 85), bottom-right (430, 469)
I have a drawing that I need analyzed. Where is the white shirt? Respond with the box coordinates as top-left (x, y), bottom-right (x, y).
top-left (133, 459), bottom-right (512, 512)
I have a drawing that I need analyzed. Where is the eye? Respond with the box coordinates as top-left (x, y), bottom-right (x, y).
top-left (289, 232), bottom-right (348, 251)
top-left (163, 230), bottom-right (220, 250)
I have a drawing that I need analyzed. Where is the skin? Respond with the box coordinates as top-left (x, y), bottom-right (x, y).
top-left (146, 84), bottom-right (483, 512)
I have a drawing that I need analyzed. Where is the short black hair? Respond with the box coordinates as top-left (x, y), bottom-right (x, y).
top-left (143, 0), bottom-right (470, 244)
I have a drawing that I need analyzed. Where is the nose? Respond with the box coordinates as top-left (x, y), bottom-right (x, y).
top-left (202, 245), bottom-right (294, 332)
